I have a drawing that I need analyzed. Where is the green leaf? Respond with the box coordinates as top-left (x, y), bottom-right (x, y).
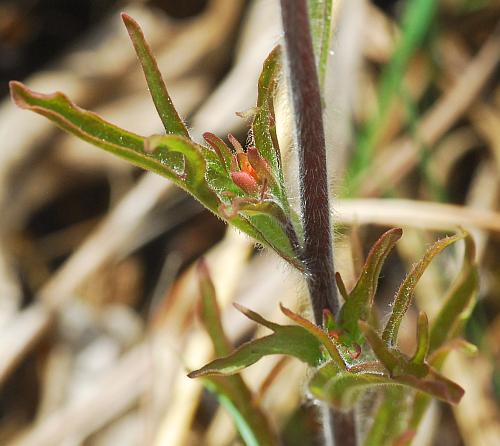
top-left (9, 81), bottom-right (185, 181)
top-left (309, 362), bottom-right (463, 410)
top-left (360, 321), bottom-right (427, 378)
top-left (10, 82), bottom-right (145, 152)
top-left (11, 28), bottom-right (304, 272)
top-left (409, 234), bottom-right (478, 430)
top-left (252, 47), bottom-right (288, 204)
top-left (144, 134), bottom-right (219, 206)
top-left (194, 263), bottom-right (277, 446)
top-left (220, 198), bottom-right (303, 271)
top-left (429, 233), bottom-right (478, 354)
top-left (359, 322), bottom-right (404, 375)
top-left (339, 228), bottom-right (402, 344)
top-left (382, 233), bottom-right (464, 347)
top-left (411, 312), bottom-right (430, 366)
top-left (307, 0), bottom-right (334, 91)
top-left (11, 82), bottom-right (261, 244)
top-left (188, 304), bottom-right (324, 378)
top-left (122, 13), bottom-right (189, 137)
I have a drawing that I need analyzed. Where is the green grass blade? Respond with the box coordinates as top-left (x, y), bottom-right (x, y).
top-left (203, 378), bottom-right (277, 446)
top-left (195, 265), bottom-right (278, 446)
top-left (122, 13), bottom-right (189, 137)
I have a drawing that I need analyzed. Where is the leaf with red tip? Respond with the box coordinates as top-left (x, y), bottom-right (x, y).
top-left (10, 40), bottom-right (304, 272)
top-left (203, 132), bottom-right (233, 171)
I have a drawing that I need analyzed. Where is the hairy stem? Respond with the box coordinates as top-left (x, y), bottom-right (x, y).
top-left (280, 0), bottom-right (337, 327)
top-left (280, 1), bottom-right (356, 445)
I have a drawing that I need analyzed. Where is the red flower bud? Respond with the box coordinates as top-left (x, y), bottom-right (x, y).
top-left (231, 171), bottom-right (259, 194)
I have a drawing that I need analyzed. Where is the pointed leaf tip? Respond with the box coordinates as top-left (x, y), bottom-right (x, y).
top-left (122, 13), bottom-right (189, 137)
top-left (339, 227), bottom-right (402, 343)
top-left (383, 233), bottom-right (464, 347)
top-left (411, 312), bottom-right (430, 365)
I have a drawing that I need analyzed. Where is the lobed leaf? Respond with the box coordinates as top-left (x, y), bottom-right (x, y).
top-left (339, 228), bottom-right (402, 344)
top-left (122, 13), bottom-right (189, 137)
top-left (188, 304), bottom-right (324, 378)
top-left (11, 80), bottom-right (305, 268)
top-left (11, 18), bottom-right (305, 272)
top-left (382, 233), bottom-right (464, 347)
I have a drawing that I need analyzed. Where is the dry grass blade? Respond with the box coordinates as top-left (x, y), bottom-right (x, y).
top-left (336, 198), bottom-right (500, 233)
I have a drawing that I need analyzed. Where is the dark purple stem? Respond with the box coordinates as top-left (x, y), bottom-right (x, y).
top-left (280, 0), bottom-right (337, 324)
top-left (280, 1), bottom-right (356, 445)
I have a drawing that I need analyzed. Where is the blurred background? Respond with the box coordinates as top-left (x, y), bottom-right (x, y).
top-left (0, 0), bottom-right (499, 445)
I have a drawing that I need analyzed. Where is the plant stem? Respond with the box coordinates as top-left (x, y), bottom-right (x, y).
top-left (280, 0), bottom-right (338, 323)
top-left (280, 1), bottom-right (356, 445)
